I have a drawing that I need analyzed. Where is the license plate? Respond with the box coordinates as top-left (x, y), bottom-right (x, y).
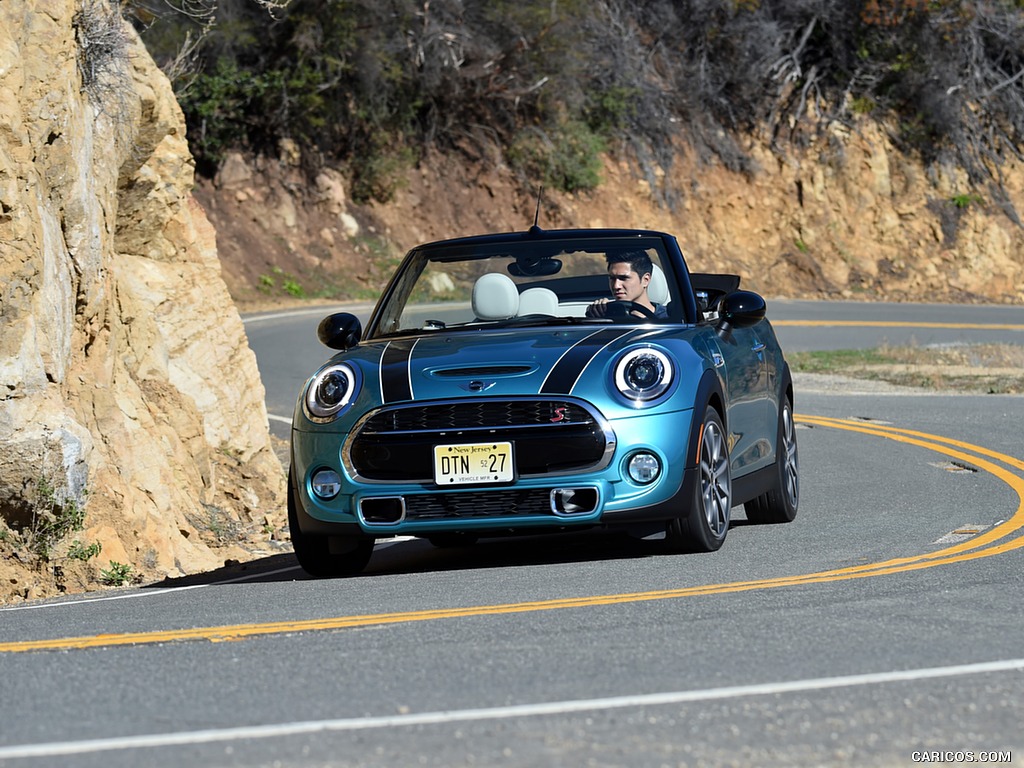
top-left (433, 441), bottom-right (513, 485)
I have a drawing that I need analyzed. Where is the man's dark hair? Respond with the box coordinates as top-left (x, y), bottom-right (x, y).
top-left (607, 249), bottom-right (653, 278)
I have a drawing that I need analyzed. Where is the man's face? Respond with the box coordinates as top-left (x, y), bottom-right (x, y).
top-left (608, 263), bottom-right (650, 303)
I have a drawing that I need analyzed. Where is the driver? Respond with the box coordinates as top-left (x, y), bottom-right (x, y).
top-left (586, 250), bottom-right (668, 319)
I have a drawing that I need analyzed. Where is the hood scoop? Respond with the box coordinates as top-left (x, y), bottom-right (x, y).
top-left (432, 365), bottom-right (534, 378)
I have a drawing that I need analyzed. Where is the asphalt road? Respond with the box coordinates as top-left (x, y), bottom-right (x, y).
top-left (0, 300), bottom-right (1021, 768)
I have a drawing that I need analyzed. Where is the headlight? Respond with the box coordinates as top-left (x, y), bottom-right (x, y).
top-left (614, 348), bottom-right (673, 402)
top-left (304, 363), bottom-right (359, 421)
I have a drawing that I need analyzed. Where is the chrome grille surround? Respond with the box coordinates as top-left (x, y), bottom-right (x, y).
top-left (343, 397), bottom-right (616, 484)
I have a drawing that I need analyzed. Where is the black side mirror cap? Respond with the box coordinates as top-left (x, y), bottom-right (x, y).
top-left (719, 291), bottom-right (766, 329)
top-left (317, 313), bottom-right (362, 350)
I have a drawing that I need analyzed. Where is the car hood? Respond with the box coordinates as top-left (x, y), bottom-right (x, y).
top-left (343, 325), bottom-right (701, 403)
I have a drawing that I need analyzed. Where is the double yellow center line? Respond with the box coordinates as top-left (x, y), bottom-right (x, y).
top-left (2, 416), bottom-right (1022, 654)
top-left (772, 320), bottom-right (1024, 331)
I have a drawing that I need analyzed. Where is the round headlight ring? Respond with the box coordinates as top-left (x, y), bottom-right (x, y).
top-left (615, 348), bottom-right (673, 402)
top-left (305, 363), bottom-right (358, 420)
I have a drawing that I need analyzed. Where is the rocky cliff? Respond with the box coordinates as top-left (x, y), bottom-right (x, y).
top-left (0, 0), bottom-right (286, 602)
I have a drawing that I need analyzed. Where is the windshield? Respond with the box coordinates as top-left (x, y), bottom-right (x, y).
top-left (369, 236), bottom-right (681, 337)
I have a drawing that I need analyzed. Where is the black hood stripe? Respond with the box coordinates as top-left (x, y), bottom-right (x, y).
top-left (380, 339), bottom-right (417, 402)
top-left (540, 328), bottom-right (637, 394)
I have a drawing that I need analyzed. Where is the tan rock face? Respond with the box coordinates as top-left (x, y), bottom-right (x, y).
top-left (344, 131), bottom-right (1023, 308)
top-left (197, 101), bottom-right (1021, 313)
top-left (0, 0), bottom-right (285, 602)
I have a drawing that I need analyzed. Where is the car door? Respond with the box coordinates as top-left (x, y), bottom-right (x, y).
top-left (706, 325), bottom-right (773, 475)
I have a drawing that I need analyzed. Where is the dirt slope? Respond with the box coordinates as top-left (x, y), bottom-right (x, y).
top-left (197, 134), bottom-right (1023, 313)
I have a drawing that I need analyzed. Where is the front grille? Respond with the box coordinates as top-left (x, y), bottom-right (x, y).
top-left (347, 398), bottom-right (611, 482)
top-left (360, 400), bottom-right (592, 433)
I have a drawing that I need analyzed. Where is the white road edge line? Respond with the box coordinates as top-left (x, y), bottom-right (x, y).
top-left (1, 658), bottom-right (1022, 759)
top-left (268, 413), bottom-right (292, 425)
top-left (0, 566), bottom-right (304, 612)
top-left (1, 537), bottom-right (421, 613)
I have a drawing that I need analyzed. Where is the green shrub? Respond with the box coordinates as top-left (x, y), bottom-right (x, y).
top-left (101, 561), bottom-right (134, 587)
top-left (585, 85), bottom-right (641, 135)
top-left (350, 142), bottom-right (416, 204)
top-left (509, 121), bottom-right (605, 194)
top-left (177, 60), bottom-right (286, 175)
top-left (27, 477), bottom-right (88, 562)
top-left (951, 193), bottom-right (984, 209)
top-left (68, 540), bottom-right (102, 562)
top-left (138, 0), bottom-right (1024, 216)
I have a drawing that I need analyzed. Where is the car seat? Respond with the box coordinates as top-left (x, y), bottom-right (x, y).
top-left (518, 287), bottom-right (559, 316)
top-left (648, 263), bottom-right (670, 307)
top-left (471, 273), bottom-right (520, 320)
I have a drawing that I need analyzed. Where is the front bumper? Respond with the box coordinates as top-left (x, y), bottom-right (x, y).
top-left (290, 404), bottom-right (696, 537)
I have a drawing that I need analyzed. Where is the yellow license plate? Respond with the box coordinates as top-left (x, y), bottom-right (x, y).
top-left (433, 442), bottom-right (514, 485)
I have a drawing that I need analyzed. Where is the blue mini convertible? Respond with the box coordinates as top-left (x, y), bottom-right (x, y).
top-left (289, 227), bottom-right (799, 575)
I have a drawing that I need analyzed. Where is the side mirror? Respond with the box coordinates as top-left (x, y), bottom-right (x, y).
top-left (719, 291), bottom-right (766, 329)
top-left (317, 313), bottom-right (362, 350)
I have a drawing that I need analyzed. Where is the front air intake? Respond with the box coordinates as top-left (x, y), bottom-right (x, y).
top-left (359, 497), bottom-right (406, 525)
top-left (551, 487), bottom-right (599, 516)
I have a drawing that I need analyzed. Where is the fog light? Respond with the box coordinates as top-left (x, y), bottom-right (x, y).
top-left (627, 453), bottom-right (661, 484)
top-left (311, 468), bottom-right (342, 499)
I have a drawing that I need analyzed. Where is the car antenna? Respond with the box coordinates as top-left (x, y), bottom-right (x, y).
top-left (529, 185), bottom-right (544, 235)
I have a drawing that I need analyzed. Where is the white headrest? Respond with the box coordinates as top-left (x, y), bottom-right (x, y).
top-left (648, 263), bottom-right (670, 305)
top-left (472, 273), bottom-right (519, 320)
top-left (518, 287), bottom-right (559, 316)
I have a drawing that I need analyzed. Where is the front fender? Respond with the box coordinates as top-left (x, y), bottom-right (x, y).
top-left (688, 367), bottom-right (727, 466)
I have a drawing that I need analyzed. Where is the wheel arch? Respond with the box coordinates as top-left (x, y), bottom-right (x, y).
top-left (687, 368), bottom-right (726, 468)
top-left (780, 361), bottom-right (794, 408)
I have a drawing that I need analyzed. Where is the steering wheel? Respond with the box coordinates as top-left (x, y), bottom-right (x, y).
top-left (603, 300), bottom-right (658, 319)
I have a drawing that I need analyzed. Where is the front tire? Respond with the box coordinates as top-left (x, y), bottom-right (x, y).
top-left (745, 398), bottom-right (799, 524)
top-left (666, 406), bottom-right (732, 552)
top-left (288, 470), bottom-right (374, 577)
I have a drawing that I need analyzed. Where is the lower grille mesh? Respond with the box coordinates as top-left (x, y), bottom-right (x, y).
top-left (404, 489), bottom-right (553, 520)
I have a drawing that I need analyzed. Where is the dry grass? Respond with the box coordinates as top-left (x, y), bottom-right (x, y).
top-left (788, 342), bottom-right (1024, 394)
